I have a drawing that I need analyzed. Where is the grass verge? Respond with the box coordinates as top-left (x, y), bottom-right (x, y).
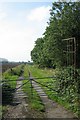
top-left (2, 64), bottom-right (24, 116)
top-left (25, 64), bottom-right (79, 118)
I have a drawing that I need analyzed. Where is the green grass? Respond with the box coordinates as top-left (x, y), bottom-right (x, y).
top-left (2, 64), bottom-right (79, 118)
top-left (2, 64), bottom-right (24, 115)
top-left (24, 64), bottom-right (79, 118)
top-left (23, 65), bottom-right (45, 112)
top-left (27, 64), bottom-right (55, 77)
top-left (2, 64), bottom-right (25, 88)
top-left (22, 81), bottom-right (45, 112)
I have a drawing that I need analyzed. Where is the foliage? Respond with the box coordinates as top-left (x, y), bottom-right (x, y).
top-left (26, 65), bottom-right (79, 118)
top-left (54, 67), bottom-right (79, 115)
top-left (30, 3), bottom-right (80, 117)
top-left (31, 2), bottom-right (80, 68)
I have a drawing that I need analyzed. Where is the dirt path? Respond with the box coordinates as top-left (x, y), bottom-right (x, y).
top-left (3, 76), bottom-right (78, 119)
top-left (3, 76), bottom-right (30, 118)
top-left (32, 81), bottom-right (78, 119)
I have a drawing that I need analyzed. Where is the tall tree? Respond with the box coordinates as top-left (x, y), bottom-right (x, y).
top-left (31, 2), bottom-right (80, 68)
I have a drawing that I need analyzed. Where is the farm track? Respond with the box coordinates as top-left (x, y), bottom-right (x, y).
top-left (28, 69), bottom-right (78, 119)
top-left (32, 80), bottom-right (78, 119)
top-left (3, 76), bottom-right (31, 118)
top-left (3, 67), bottom-right (78, 119)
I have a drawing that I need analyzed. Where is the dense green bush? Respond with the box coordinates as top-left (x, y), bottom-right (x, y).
top-left (31, 2), bottom-right (80, 68)
top-left (55, 67), bottom-right (79, 116)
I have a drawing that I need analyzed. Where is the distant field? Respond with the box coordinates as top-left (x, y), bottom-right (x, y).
top-left (1, 62), bottom-right (21, 73)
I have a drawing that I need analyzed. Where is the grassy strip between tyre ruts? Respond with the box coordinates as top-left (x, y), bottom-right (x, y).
top-left (22, 65), bottom-right (45, 117)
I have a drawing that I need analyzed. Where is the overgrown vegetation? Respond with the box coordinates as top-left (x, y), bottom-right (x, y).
top-left (54, 67), bottom-right (80, 116)
top-left (2, 64), bottom-right (45, 118)
top-left (26, 65), bottom-right (79, 118)
top-left (31, 2), bottom-right (80, 68)
top-left (30, 2), bottom-right (80, 118)
top-left (1, 63), bottom-right (79, 118)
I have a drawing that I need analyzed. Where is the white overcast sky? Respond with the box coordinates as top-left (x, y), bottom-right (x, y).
top-left (0, 2), bottom-right (53, 62)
